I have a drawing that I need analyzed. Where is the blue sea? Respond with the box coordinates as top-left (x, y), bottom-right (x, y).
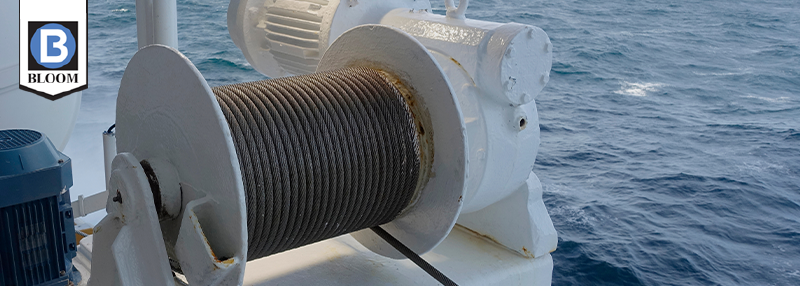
top-left (65, 0), bottom-right (800, 285)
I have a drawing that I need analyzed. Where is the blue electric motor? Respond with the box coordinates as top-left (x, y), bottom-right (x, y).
top-left (0, 129), bottom-right (77, 286)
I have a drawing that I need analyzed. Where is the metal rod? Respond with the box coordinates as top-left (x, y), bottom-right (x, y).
top-left (103, 128), bottom-right (116, 188)
top-left (71, 190), bottom-right (108, 217)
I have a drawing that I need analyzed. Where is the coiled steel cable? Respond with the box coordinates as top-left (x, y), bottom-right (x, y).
top-left (213, 67), bottom-right (421, 260)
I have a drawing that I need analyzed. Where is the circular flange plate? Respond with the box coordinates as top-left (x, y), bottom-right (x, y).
top-left (116, 45), bottom-right (247, 269)
top-left (318, 25), bottom-right (468, 259)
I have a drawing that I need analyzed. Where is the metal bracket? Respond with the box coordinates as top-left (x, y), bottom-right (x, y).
top-left (456, 172), bottom-right (558, 258)
top-left (86, 153), bottom-right (174, 286)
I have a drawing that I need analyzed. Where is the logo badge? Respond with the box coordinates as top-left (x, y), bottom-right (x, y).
top-left (19, 1), bottom-right (88, 100)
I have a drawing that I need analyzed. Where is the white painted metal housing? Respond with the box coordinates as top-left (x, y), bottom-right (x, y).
top-left (227, 0), bottom-right (431, 77)
top-left (75, 0), bottom-right (558, 284)
top-left (87, 25), bottom-right (468, 284)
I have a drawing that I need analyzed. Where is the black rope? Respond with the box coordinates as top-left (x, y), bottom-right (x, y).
top-left (371, 226), bottom-right (458, 286)
top-left (106, 124), bottom-right (116, 134)
top-left (213, 67), bottom-right (421, 261)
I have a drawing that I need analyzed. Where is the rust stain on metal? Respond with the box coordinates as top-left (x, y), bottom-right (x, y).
top-left (457, 224), bottom-right (537, 259)
top-left (193, 213), bottom-right (233, 269)
top-left (522, 246), bottom-right (534, 258)
top-left (457, 224), bottom-right (503, 246)
top-left (449, 57), bottom-right (476, 86)
top-left (449, 57), bottom-right (463, 69)
top-left (219, 257), bottom-right (235, 266)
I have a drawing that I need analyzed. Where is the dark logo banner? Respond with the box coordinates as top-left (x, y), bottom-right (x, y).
top-left (19, 1), bottom-right (88, 100)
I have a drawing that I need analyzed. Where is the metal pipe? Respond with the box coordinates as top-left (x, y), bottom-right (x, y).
top-left (103, 130), bottom-right (116, 188)
top-left (135, 0), bottom-right (178, 49)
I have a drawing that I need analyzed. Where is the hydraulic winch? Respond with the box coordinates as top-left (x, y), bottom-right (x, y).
top-left (82, 0), bottom-right (558, 285)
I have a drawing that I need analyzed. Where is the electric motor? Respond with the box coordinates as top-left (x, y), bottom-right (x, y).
top-left (0, 129), bottom-right (77, 286)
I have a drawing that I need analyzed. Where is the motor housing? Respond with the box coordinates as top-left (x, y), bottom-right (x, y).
top-left (0, 129), bottom-right (77, 286)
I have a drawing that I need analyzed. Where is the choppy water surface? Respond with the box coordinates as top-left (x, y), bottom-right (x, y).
top-left (67, 0), bottom-right (800, 284)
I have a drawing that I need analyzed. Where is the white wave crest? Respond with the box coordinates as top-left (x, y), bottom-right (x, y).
top-left (742, 95), bottom-right (791, 103)
top-left (614, 81), bottom-right (665, 97)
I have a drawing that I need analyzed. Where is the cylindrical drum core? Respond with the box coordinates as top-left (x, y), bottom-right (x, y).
top-left (213, 67), bottom-right (422, 260)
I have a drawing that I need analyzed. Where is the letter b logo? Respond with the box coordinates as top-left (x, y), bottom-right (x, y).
top-left (28, 22), bottom-right (78, 70)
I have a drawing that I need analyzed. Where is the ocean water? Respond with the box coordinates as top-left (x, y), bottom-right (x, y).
top-left (65, 0), bottom-right (800, 285)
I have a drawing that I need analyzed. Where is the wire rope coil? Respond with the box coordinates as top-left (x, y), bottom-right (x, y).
top-left (213, 67), bottom-right (423, 260)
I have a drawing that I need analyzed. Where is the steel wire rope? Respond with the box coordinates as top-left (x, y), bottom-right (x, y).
top-left (212, 67), bottom-right (421, 260)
